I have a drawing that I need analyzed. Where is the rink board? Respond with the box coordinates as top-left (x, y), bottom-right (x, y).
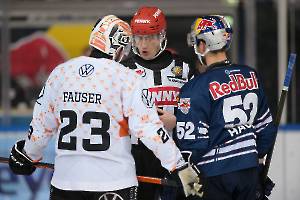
top-left (0, 126), bottom-right (300, 200)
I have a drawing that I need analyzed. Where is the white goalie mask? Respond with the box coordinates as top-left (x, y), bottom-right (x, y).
top-left (89, 15), bottom-right (132, 62)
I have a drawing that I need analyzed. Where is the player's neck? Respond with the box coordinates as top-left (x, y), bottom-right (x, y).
top-left (89, 48), bottom-right (112, 60)
top-left (205, 52), bottom-right (227, 66)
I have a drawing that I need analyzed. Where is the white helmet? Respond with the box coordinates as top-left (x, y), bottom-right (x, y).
top-left (89, 15), bottom-right (132, 62)
top-left (187, 15), bottom-right (233, 57)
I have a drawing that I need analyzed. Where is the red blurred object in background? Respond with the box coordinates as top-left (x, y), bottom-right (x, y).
top-left (10, 33), bottom-right (67, 86)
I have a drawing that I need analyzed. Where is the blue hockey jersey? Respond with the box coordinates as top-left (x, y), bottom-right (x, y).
top-left (175, 61), bottom-right (277, 177)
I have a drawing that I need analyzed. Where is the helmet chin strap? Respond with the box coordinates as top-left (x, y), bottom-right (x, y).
top-left (194, 44), bottom-right (208, 65)
top-left (152, 38), bottom-right (167, 59)
top-left (113, 46), bottom-right (125, 62)
top-left (197, 54), bottom-right (204, 65)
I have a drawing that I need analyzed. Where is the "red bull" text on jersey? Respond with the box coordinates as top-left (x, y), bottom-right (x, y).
top-left (209, 72), bottom-right (258, 100)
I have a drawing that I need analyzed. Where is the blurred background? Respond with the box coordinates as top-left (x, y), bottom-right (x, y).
top-left (0, 0), bottom-right (299, 199)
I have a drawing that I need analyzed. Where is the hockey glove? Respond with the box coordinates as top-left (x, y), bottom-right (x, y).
top-left (9, 140), bottom-right (36, 175)
top-left (175, 163), bottom-right (203, 197)
top-left (256, 165), bottom-right (275, 200)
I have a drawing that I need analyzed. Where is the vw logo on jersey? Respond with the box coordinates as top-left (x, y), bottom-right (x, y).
top-left (98, 192), bottom-right (124, 200)
top-left (79, 64), bottom-right (94, 77)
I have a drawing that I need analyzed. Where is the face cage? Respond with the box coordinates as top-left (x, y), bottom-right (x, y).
top-left (108, 28), bottom-right (132, 62)
top-left (132, 31), bottom-right (167, 59)
top-left (113, 43), bottom-right (132, 62)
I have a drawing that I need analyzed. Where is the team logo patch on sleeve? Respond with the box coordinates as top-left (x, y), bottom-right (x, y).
top-left (178, 98), bottom-right (191, 114)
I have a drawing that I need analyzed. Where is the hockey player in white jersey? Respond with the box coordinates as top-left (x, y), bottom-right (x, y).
top-left (122, 6), bottom-right (191, 200)
top-left (8, 15), bottom-right (202, 200)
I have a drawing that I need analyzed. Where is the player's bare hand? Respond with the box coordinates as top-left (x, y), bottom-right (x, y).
top-left (157, 108), bottom-right (176, 131)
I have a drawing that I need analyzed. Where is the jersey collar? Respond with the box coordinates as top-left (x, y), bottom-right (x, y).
top-left (206, 59), bottom-right (231, 71)
top-left (133, 51), bottom-right (173, 71)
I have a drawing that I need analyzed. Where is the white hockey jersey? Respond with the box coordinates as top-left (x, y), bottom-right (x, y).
top-left (122, 51), bottom-right (189, 141)
top-left (23, 56), bottom-right (185, 192)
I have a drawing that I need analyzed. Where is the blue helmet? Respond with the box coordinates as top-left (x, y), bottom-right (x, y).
top-left (187, 15), bottom-right (233, 56)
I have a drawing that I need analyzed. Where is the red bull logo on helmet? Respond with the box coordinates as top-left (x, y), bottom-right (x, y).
top-left (194, 18), bottom-right (217, 33)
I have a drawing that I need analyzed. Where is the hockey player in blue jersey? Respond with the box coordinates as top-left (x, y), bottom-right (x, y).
top-left (175, 15), bottom-right (276, 200)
